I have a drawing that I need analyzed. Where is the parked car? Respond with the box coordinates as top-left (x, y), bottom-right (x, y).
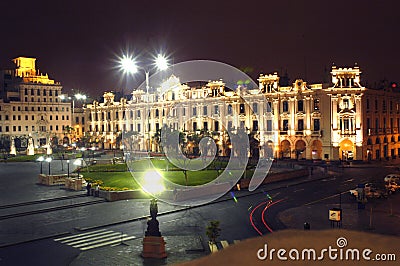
top-left (384, 174), bottom-right (400, 183)
top-left (385, 181), bottom-right (400, 194)
top-left (350, 183), bottom-right (372, 197)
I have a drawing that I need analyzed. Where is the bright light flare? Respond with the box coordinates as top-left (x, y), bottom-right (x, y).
top-left (155, 54), bottom-right (168, 71)
top-left (120, 55), bottom-right (138, 74)
top-left (37, 156), bottom-right (44, 162)
top-left (142, 170), bottom-right (165, 194)
top-left (75, 93), bottom-right (87, 100)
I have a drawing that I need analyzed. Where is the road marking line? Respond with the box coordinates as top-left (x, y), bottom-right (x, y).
top-left (233, 240), bottom-right (240, 244)
top-left (221, 240), bottom-right (229, 249)
top-left (293, 188), bottom-right (305, 193)
top-left (208, 242), bottom-right (218, 253)
top-left (304, 191), bottom-right (348, 206)
top-left (54, 229), bottom-right (106, 241)
top-left (59, 231), bottom-right (115, 243)
top-left (65, 232), bottom-right (123, 246)
top-left (73, 234), bottom-right (128, 248)
top-left (80, 236), bottom-right (136, 251)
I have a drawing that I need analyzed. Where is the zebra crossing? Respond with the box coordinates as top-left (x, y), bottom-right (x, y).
top-left (54, 229), bottom-right (136, 251)
top-left (209, 239), bottom-right (240, 253)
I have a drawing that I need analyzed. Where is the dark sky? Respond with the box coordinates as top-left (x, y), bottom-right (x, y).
top-left (1, 0), bottom-right (399, 97)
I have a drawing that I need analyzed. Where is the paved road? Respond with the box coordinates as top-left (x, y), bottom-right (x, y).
top-left (1, 161), bottom-right (399, 265)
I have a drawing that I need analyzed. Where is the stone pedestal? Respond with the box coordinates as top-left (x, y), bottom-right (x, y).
top-left (142, 236), bottom-right (167, 258)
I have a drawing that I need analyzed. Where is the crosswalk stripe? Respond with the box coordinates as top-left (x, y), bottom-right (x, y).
top-left (54, 229), bottom-right (106, 241)
top-left (80, 236), bottom-right (137, 251)
top-left (220, 240), bottom-right (229, 249)
top-left (208, 242), bottom-right (218, 253)
top-left (65, 232), bottom-right (123, 246)
top-left (61, 231), bottom-right (115, 244)
top-left (54, 230), bottom-right (136, 251)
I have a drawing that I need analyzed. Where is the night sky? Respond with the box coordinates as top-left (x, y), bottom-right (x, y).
top-left (1, 0), bottom-right (399, 97)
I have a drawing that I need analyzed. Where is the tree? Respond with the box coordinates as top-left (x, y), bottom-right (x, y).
top-left (206, 220), bottom-right (221, 252)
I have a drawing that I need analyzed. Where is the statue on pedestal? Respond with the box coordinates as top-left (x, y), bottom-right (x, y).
top-left (10, 137), bottom-right (16, 155)
top-left (27, 137), bottom-right (35, 155)
top-left (145, 198), bottom-right (161, 237)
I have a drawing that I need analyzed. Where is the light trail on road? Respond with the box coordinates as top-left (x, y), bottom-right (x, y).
top-left (249, 198), bottom-right (284, 235)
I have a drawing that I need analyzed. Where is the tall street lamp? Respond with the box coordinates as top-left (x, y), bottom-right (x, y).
top-left (74, 158), bottom-right (82, 178)
top-left (119, 53), bottom-right (169, 152)
top-left (46, 157), bottom-right (52, 175)
top-left (37, 156), bottom-right (44, 174)
top-left (67, 159), bottom-right (70, 178)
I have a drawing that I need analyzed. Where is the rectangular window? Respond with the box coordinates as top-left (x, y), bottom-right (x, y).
top-left (203, 106), bottom-right (207, 115)
top-left (214, 121), bottom-right (219, 131)
top-left (298, 100), bottom-right (304, 112)
top-left (25, 115), bottom-right (28, 120)
top-left (252, 103), bottom-right (258, 114)
top-left (227, 104), bottom-right (233, 115)
top-left (193, 122), bottom-right (197, 131)
top-left (298, 119), bottom-right (304, 131)
top-left (239, 103), bottom-right (245, 114)
top-left (228, 121), bottom-right (233, 130)
top-left (267, 120), bottom-right (272, 131)
top-left (203, 121), bottom-right (208, 130)
top-left (137, 123), bottom-right (141, 132)
top-left (252, 120), bottom-right (258, 131)
top-left (314, 99), bottom-right (320, 111)
top-left (137, 110), bottom-right (141, 118)
top-left (25, 126), bottom-right (28, 131)
top-left (193, 107), bottom-right (197, 116)
top-left (214, 105), bottom-right (219, 115)
top-left (283, 119), bottom-right (289, 131)
top-left (183, 107), bottom-right (186, 116)
top-left (266, 101), bottom-right (272, 112)
top-left (314, 119), bottom-right (320, 131)
top-left (283, 101), bottom-right (289, 112)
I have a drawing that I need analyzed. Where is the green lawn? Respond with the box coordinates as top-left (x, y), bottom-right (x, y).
top-left (77, 157), bottom-right (250, 191)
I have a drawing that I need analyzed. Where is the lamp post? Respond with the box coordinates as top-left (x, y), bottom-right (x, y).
top-left (46, 157), bottom-right (52, 175)
top-left (74, 158), bottom-right (82, 179)
top-left (37, 156), bottom-right (44, 174)
top-left (67, 159), bottom-right (70, 178)
top-left (119, 53), bottom-right (168, 153)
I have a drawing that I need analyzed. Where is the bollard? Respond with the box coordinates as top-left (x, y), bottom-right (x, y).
top-left (304, 222), bottom-right (310, 230)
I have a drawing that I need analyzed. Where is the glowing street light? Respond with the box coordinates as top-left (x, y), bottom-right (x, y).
top-left (74, 158), bottom-right (82, 178)
top-left (142, 170), bottom-right (165, 195)
top-left (37, 156), bottom-right (44, 174)
top-left (119, 52), bottom-right (169, 152)
top-left (67, 159), bottom-right (70, 178)
top-left (45, 157), bottom-right (52, 175)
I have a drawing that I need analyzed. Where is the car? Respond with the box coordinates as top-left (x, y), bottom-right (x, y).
top-left (385, 181), bottom-right (400, 194)
top-left (384, 174), bottom-right (400, 183)
top-left (350, 183), bottom-right (372, 197)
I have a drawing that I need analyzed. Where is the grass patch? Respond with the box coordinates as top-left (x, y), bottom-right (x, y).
top-left (81, 171), bottom-right (139, 190)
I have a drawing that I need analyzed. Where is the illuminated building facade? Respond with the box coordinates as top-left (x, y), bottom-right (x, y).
top-left (84, 65), bottom-right (400, 161)
top-left (0, 57), bottom-right (71, 150)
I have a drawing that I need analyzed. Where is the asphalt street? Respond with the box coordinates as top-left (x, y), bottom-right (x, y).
top-left (0, 160), bottom-right (399, 265)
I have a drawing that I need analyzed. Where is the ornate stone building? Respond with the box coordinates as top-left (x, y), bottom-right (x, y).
top-left (0, 57), bottom-right (71, 151)
top-left (84, 65), bottom-right (400, 161)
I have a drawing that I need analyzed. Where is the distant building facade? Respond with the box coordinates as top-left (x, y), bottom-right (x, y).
top-left (0, 57), bottom-right (71, 151)
top-left (82, 65), bottom-right (400, 161)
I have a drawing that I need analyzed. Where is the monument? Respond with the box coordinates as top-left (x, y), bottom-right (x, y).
top-left (142, 198), bottom-right (167, 258)
top-left (27, 136), bottom-right (35, 155)
top-left (10, 137), bottom-right (16, 155)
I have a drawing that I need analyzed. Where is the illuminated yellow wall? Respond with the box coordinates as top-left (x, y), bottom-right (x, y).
top-left (12, 57), bottom-right (55, 85)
